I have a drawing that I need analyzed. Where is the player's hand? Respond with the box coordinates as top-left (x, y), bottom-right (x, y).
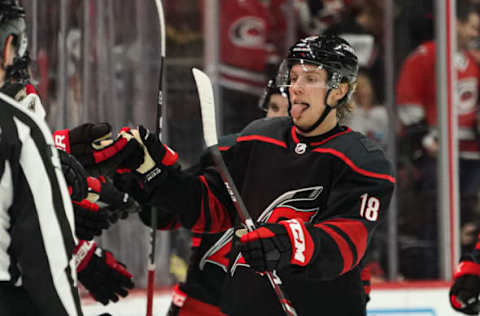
top-left (239, 219), bottom-right (315, 272)
top-left (58, 150), bottom-right (88, 201)
top-left (97, 176), bottom-right (140, 223)
top-left (75, 240), bottom-right (134, 305)
top-left (53, 122), bottom-right (143, 176)
top-left (450, 260), bottom-right (480, 314)
top-left (122, 125), bottom-right (178, 187)
top-left (73, 198), bottom-right (110, 240)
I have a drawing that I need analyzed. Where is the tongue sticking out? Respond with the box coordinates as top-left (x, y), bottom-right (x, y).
top-left (290, 103), bottom-right (308, 119)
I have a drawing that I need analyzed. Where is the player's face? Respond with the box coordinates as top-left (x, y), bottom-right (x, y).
top-left (458, 12), bottom-right (480, 49)
top-left (288, 64), bottom-right (337, 133)
top-left (266, 93), bottom-right (289, 118)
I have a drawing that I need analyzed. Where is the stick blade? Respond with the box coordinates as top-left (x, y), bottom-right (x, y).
top-left (192, 68), bottom-right (218, 147)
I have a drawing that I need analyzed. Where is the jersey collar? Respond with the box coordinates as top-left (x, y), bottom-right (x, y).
top-left (290, 124), bottom-right (351, 147)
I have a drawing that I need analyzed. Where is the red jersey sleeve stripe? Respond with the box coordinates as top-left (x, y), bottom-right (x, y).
top-left (237, 135), bottom-right (287, 148)
top-left (218, 146), bottom-right (231, 151)
top-left (193, 176), bottom-right (232, 233)
top-left (322, 219), bottom-right (368, 266)
top-left (312, 148), bottom-right (396, 183)
top-left (316, 223), bottom-right (354, 274)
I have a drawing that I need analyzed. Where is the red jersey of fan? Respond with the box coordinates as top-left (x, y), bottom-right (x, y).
top-left (219, 0), bottom-right (268, 95)
top-left (396, 41), bottom-right (480, 158)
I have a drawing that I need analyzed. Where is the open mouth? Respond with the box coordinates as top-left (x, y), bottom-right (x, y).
top-left (290, 102), bottom-right (309, 119)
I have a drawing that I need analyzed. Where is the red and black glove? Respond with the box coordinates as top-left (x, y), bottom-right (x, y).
top-left (58, 150), bottom-right (89, 202)
top-left (53, 123), bottom-right (143, 176)
top-left (97, 176), bottom-right (140, 223)
top-left (450, 244), bottom-right (480, 315)
top-left (73, 198), bottom-right (110, 241)
top-left (239, 219), bottom-right (315, 272)
top-left (74, 240), bottom-right (134, 305)
top-left (118, 125), bottom-right (178, 195)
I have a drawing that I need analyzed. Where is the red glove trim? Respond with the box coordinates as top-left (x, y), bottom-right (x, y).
top-left (52, 129), bottom-right (71, 153)
top-left (240, 228), bottom-right (275, 242)
top-left (87, 177), bottom-right (101, 194)
top-left (116, 168), bottom-right (132, 174)
top-left (93, 137), bottom-right (128, 163)
top-left (161, 144), bottom-right (178, 166)
top-left (279, 219), bottom-right (314, 266)
top-left (25, 83), bottom-right (38, 95)
top-left (73, 199), bottom-right (100, 212)
top-left (172, 284), bottom-right (187, 307)
top-left (74, 240), bottom-right (96, 272)
top-left (192, 236), bottom-right (202, 247)
top-left (104, 251), bottom-right (133, 278)
top-left (454, 261), bottom-right (480, 279)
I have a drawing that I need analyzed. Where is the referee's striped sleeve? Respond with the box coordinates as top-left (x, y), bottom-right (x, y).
top-left (0, 92), bottom-right (83, 316)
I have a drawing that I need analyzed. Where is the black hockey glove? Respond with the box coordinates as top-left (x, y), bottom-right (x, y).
top-left (58, 150), bottom-right (89, 201)
top-left (52, 123), bottom-right (143, 176)
top-left (97, 176), bottom-right (140, 223)
top-left (73, 199), bottom-right (110, 240)
top-left (121, 125), bottom-right (178, 189)
top-left (74, 240), bottom-right (134, 305)
top-left (450, 249), bottom-right (480, 315)
top-left (239, 219), bottom-right (315, 272)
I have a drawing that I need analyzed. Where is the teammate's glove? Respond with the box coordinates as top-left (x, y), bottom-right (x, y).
top-left (239, 219), bottom-right (315, 272)
top-left (74, 240), bottom-right (134, 305)
top-left (52, 123), bottom-right (143, 176)
top-left (450, 250), bottom-right (480, 315)
top-left (58, 150), bottom-right (89, 201)
top-left (122, 125), bottom-right (178, 188)
top-left (97, 176), bottom-right (140, 223)
top-left (73, 199), bottom-right (110, 240)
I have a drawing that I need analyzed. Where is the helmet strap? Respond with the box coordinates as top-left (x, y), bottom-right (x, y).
top-left (295, 89), bottom-right (336, 134)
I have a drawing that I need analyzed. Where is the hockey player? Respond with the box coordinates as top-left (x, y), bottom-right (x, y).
top-left (118, 35), bottom-right (394, 316)
top-left (0, 0), bottom-right (84, 314)
top-left (110, 79), bottom-right (290, 316)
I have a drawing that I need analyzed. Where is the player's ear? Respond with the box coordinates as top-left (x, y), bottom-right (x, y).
top-left (331, 82), bottom-right (349, 105)
top-left (2, 35), bottom-right (15, 69)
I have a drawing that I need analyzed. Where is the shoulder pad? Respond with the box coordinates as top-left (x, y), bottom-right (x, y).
top-left (241, 117), bottom-right (291, 138)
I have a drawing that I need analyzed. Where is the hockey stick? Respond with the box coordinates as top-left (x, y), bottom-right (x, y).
top-left (146, 1), bottom-right (166, 315)
top-left (192, 68), bottom-right (298, 316)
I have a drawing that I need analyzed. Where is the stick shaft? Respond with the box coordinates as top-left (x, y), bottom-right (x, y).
top-left (147, 1), bottom-right (166, 315)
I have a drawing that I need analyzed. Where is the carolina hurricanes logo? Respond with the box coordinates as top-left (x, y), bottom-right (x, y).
top-left (229, 17), bottom-right (265, 48)
top-left (456, 78), bottom-right (478, 115)
top-left (201, 187), bottom-right (324, 273)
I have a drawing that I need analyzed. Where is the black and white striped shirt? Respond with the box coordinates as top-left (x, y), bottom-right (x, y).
top-left (0, 92), bottom-right (83, 316)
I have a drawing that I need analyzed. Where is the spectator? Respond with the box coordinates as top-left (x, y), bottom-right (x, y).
top-left (396, 0), bottom-right (480, 278)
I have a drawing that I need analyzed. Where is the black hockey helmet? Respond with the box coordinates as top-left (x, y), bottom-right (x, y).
top-left (258, 78), bottom-right (287, 112)
top-left (277, 35), bottom-right (359, 132)
top-left (0, 0), bottom-right (27, 69)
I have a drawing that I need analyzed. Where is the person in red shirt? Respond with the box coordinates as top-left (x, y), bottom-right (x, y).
top-left (396, 0), bottom-right (480, 279)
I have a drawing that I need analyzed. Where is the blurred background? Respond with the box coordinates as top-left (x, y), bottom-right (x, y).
top-left (19, 0), bottom-right (480, 308)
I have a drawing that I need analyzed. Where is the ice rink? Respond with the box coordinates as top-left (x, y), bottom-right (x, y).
top-left (81, 289), bottom-right (172, 316)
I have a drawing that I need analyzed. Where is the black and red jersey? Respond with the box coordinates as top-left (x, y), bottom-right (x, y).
top-left (150, 117), bottom-right (395, 315)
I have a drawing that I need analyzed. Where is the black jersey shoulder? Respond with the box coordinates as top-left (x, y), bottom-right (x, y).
top-left (317, 129), bottom-right (394, 180)
top-left (240, 117), bottom-right (291, 140)
top-left (218, 132), bottom-right (240, 148)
